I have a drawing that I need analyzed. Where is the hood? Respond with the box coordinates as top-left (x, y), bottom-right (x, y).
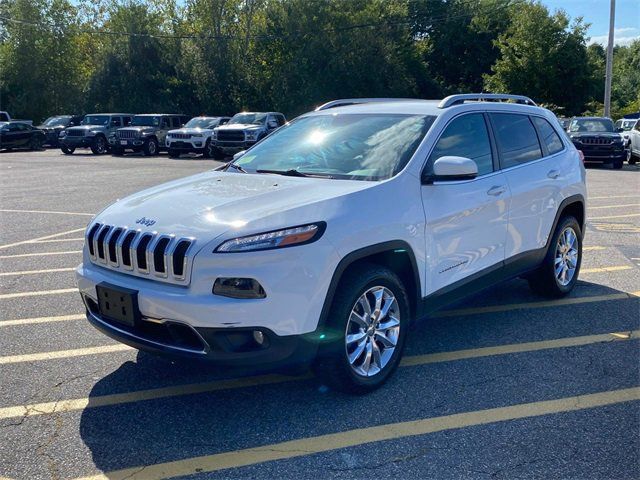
top-left (216, 123), bottom-right (262, 131)
top-left (67, 125), bottom-right (104, 132)
top-left (37, 124), bottom-right (65, 131)
top-left (93, 171), bottom-right (372, 245)
top-left (168, 128), bottom-right (212, 135)
top-left (569, 132), bottom-right (621, 140)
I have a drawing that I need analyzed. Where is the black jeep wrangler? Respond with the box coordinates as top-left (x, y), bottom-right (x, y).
top-left (111, 114), bottom-right (189, 156)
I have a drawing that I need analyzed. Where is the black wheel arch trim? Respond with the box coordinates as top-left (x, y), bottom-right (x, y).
top-left (315, 240), bottom-right (422, 334)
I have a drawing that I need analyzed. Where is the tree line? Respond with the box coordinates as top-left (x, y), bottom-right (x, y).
top-left (0, 0), bottom-right (638, 123)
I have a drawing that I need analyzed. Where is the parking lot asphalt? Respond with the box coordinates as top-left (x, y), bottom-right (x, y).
top-left (0, 149), bottom-right (638, 480)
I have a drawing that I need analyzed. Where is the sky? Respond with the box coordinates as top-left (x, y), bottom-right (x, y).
top-left (540, 0), bottom-right (639, 46)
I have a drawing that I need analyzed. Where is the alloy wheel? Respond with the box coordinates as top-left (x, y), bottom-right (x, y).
top-left (345, 286), bottom-right (400, 377)
top-left (554, 227), bottom-right (579, 286)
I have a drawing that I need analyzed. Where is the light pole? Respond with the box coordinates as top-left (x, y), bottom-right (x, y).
top-left (604, 0), bottom-right (615, 118)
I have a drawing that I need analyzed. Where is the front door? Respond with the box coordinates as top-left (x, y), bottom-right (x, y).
top-left (421, 113), bottom-right (509, 295)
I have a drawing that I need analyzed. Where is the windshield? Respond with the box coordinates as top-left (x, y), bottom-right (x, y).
top-left (82, 115), bottom-right (109, 126)
top-left (229, 114), bottom-right (435, 180)
top-left (131, 116), bottom-right (160, 127)
top-left (43, 116), bottom-right (71, 127)
top-left (615, 119), bottom-right (636, 131)
top-left (185, 118), bottom-right (216, 129)
top-left (569, 118), bottom-right (614, 133)
top-left (229, 113), bottom-right (267, 125)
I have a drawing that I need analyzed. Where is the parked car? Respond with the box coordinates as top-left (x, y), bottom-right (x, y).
top-left (36, 115), bottom-right (84, 147)
top-left (0, 121), bottom-right (45, 150)
top-left (212, 111), bottom-right (286, 159)
top-left (112, 114), bottom-right (188, 156)
top-left (60, 113), bottom-right (133, 155)
top-left (166, 116), bottom-right (231, 158)
top-left (76, 94), bottom-right (586, 393)
top-left (614, 118), bottom-right (638, 163)
top-left (627, 120), bottom-right (640, 165)
top-left (0, 111), bottom-right (33, 125)
top-left (567, 117), bottom-right (627, 169)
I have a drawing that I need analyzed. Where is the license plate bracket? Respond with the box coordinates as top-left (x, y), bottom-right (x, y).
top-left (96, 283), bottom-right (140, 327)
top-left (120, 140), bottom-right (128, 145)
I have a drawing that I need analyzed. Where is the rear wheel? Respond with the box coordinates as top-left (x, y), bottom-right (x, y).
top-left (90, 135), bottom-right (107, 155)
top-left (528, 216), bottom-right (582, 298)
top-left (143, 138), bottom-right (158, 156)
top-left (61, 145), bottom-right (75, 155)
top-left (313, 264), bottom-right (409, 394)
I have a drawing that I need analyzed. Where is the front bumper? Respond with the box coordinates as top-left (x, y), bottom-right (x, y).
top-left (61, 136), bottom-right (94, 148)
top-left (166, 140), bottom-right (206, 152)
top-left (83, 298), bottom-right (316, 367)
top-left (574, 145), bottom-right (626, 163)
top-left (113, 138), bottom-right (145, 150)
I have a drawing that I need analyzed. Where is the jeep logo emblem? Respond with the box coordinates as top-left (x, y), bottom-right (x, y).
top-left (135, 217), bottom-right (156, 227)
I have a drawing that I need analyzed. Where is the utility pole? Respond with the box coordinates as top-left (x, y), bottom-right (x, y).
top-left (604, 0), bottom-right (615, 118)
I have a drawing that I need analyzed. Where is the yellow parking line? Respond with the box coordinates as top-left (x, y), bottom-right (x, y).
top-left (0, 288), bottom-right (77, 300)
top-left (589, 194), bottom-right (640, 200)
top-left (589, 203), bottom-right (639, 210)
top-left (0, 267), bottom-right (76, 277)
top-left (0, 344), bottom-right (131, 365)
top-left (0, 314), bottom-right (85, 327)
top-left (0, 250), bottom-right (82, 259)
top-left (0, 208), bottom-right (94, 216)
top-left (1, 330), bottom-right (636, 419)
top-left (434, 291), bottom-right (640, 318)
top-left (74, 387), bottom-right (640, 480)
top-left (589, 213), bottom-right (640, 220)
top-left (580, 265), bottom-right (633, 274)
top-left (583, 246), bottom-right (606, 251)
top-left (0, 227), bottom-right (86, 250)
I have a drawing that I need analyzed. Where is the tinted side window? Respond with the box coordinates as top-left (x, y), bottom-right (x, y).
top-left (161, 117), bottom-right (170, 128)
top-left (276, 114), bottom-right (286, 126)
top-left (171, 117), bottom-right (181, 128)
top-left (111, 117), bottom-right (122, 127)
top-left (532, 117), bottom-right (564, 155)
top-left (428, 113), bottom-right (493, 176)
top-left (491, 113), bottom-right (542, 168)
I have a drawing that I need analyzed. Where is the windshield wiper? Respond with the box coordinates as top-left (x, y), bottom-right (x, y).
top-left (226, 163), bottom-right (248, 173)
top-left (256, 169), bottom-right (311, 177)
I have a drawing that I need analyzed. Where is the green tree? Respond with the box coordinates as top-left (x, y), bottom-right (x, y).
top-left (484, 2), bottom-right (593, 115)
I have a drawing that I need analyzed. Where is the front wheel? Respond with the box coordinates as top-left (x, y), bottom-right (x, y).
top-left (313, 264), bottom-right (409, 394)
top-left (61, 145), bottom-right (75, 155)
top-left (143, 138), bottom-right (158, 156)
top-left (528, 216), bottom-right (582, 298)
top-left (203, 139), bottom-right (214, 158)
top-left (613, 158), bottom-right (624, 169)
top-left (90, 135), bottom-right (107, 154)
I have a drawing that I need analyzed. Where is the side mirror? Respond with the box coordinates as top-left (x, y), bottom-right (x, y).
top-left (268, 121), bottom-right (278, 128)
top-left (233, 151), bottom-right (246, 161)
top-left (423, 156), bottom-right (478, 184)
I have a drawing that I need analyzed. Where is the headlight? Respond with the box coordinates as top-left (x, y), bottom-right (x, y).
top-left (192, 133), bottom-right (203, 138)
top-left (87, 130), bottom-right (96, 136)
top-left (59, 130), bottom-right (67, 137)
top-left (245, 131), bottom-right (259, 141)
top-left (215, 223), bottom-right (325, 253)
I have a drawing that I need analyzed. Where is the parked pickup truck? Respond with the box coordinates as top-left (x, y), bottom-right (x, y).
top-left (166, 116), bottom-right (230, 158)
top-left (211, 112), bottom-right (286, 159)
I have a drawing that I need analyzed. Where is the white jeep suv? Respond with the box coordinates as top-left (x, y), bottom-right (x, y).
top-left (76, 94), bottom-right (586, 393)
top-left (165, 116), bottom-right (230, 158)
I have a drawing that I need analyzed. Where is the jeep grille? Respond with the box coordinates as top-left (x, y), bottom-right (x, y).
top-left (217, 130), bottom-right (245, 142)
top-left (66, 129), bottom-right (85, 137)
top-left (581, 137), bottom-right (613, 145)
top-left (86, 223), bottom-right (195, 284)
top-left (119, 130), bottom-right (139, 139)
top-left (170, 133), bottom-right (191, 139)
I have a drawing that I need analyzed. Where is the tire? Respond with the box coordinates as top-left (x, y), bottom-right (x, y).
top-left (168, 149), bottom-right (180, 158)
top-left (61, 145), bottom-right (75, 155)
top-left (313, 263), bottom-right (410, 394)
top-left (211, 146), bottom-right (225, 160)
top-left (30, 136), bottom-right (43, 151)
top-left (143, 138), bottom-right (158, 156)
top-left (629, 150), bottom-right (638, 165)
top-left (90, 135), bottom-right (107, 155)
top-left (528, 216), bottom-right (582, 298)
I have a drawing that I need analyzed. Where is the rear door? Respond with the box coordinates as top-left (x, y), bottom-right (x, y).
top-left (490, 113), bottom-right (567, 261)
top-left (421, 112), bottom-right (510, 294)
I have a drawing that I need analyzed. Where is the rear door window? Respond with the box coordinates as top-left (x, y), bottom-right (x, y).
top-left (490, 113), bottom-right (542, 168)
top-left (532, 117), bottom-right (564, 155)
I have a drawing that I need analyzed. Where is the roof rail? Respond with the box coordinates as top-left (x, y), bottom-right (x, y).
top-left (315, 98), bottom-right (421, 111)
top-left (438, 94), bottom-right (537, 109)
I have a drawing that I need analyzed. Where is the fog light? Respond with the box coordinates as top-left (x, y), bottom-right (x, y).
top-left (213, 278), bottom-right (266, 299)
top-left (253, 330), bottom-right (264, 345)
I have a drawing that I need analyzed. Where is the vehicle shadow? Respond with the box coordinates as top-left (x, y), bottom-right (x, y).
top-left (78, 279), bottom-right (639, 476)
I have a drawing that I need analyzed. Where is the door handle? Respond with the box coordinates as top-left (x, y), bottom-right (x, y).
top-left (487, 185), bottom-right (506, 196)
top-left (547, 169), bottom-right (560, 179)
